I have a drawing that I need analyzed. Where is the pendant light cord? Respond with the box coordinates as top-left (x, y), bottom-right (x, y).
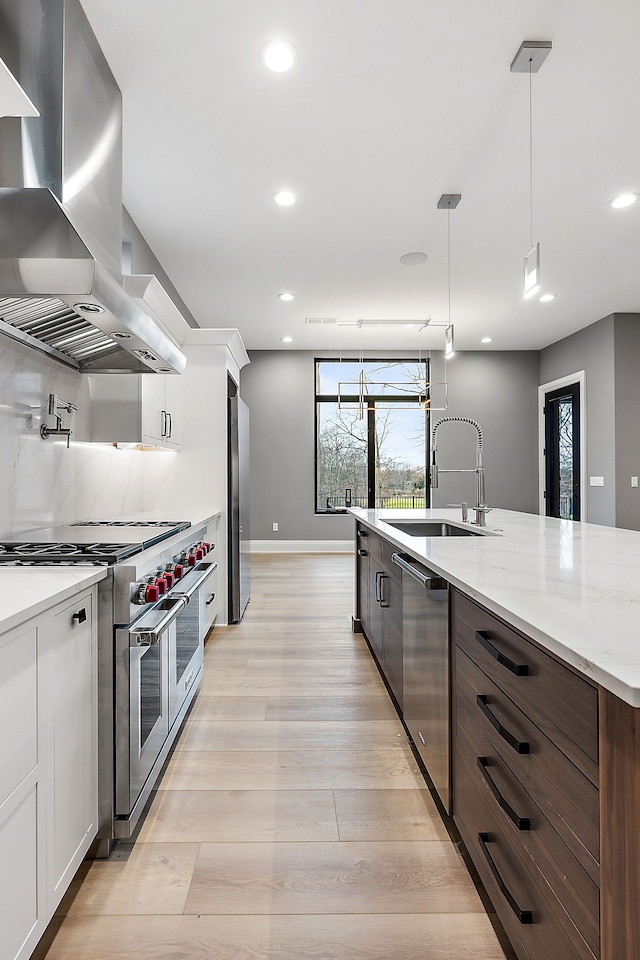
top-left (447, 204), bottom-right (451, 326)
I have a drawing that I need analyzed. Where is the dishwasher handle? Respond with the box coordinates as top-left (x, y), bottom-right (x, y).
top-left (392, 553), bottom-right (448, 590)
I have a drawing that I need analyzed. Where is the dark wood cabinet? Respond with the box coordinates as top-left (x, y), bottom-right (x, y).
top-left (355, 523), bottom-right (402, 707)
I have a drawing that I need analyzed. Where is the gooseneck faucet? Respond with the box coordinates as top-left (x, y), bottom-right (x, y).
top-left (431, 417), bottom-right (491, 526)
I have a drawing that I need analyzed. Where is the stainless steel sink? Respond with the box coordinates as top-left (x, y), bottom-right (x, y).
top-left (384, 521), bottom-right (483, 537)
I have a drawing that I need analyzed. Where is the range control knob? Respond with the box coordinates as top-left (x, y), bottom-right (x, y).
top-left (201, 542), bottom-right (211, 554)
top-left (173, 563), bottom-right (184, 579)
top-left (155, 575), bottom-right (167, 595)
top-left (164, 571), bottom-right (175, 589)
top-left (134, 582), bottom-right (160, 604)
top-left (187, 553), bottom-right (197, 566)
top-left (195, 546), bottom-right (204, 561)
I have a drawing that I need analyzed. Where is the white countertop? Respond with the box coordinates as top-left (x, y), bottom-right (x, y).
top-left (351, 507), bottom-right (640, 706)
top-left (0, 566), bottom-right (108, 635)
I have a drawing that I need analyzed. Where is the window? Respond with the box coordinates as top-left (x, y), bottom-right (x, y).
top-left (315, 358), bottom-right (429, 513)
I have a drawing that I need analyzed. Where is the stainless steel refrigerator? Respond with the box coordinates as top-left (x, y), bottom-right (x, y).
top-left (228, 395), bottom-right (251, 622)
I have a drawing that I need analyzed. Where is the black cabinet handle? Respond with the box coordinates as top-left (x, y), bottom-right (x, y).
top-left (375, 570), bottom-right (382, 603)
top-left (477, 757), bottom-right (530, 830)
top-left (72, 607), bottom-right (87, 624)
top-left (205, 593), bottom-right (216, 606)
top-left (357, 529), bottom-right (368, 538)
top-left (478, 832), bottom-right (533, 924)
top-left (357, 548), bottom-right (368, 557)
top-left (476, 631), bottom-right (528, 676)
top-left (379, 573), bottom-right (389, 607)
top-left (161, 410), bottom-right (167, 437)
top-left (476, 695), bottom-right (530, 754)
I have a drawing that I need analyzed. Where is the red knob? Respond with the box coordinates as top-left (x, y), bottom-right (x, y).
top-left (173, 563), bottom-right (184, 579)
top-left (155, 576), bottom-right (167, 595)
top-left (164, 571), bottom-right (175, 589)
top-left (187, 553), bottom-right (196, 566)
top-left (145, 584), bottom-right (160, 603)
top-left (195, 547), bottom-right (204, 560)
top-left (202, 542), bottom-right (211, 554)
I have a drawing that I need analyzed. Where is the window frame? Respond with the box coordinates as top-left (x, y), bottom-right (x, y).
top-left (314, 357), bottom-right (431, 514)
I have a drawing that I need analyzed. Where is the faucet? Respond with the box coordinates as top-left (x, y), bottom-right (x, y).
top-left (431, 417), bottom-right (491, 526)
top-left (40, 393), bottom-right (77, 448)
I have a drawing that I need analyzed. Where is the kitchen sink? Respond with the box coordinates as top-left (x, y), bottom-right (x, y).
top-left (384, 521), bottom-right (484, 537)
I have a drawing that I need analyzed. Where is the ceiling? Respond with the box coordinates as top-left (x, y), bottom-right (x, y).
top-left (79, 0), bottom-right (640, 354)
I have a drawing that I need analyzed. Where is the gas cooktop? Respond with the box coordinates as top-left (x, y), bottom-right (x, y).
top-left (0, 520), bottom-right (191, 564)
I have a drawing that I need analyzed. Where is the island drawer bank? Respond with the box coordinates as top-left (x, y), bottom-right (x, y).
top-left (350, 507), bottom-right (640, 960)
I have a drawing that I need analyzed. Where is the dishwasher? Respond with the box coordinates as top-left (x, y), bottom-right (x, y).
top-left (392, 553), bottom-right (451, 813)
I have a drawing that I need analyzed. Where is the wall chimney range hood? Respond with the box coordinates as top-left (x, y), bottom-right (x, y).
top-left (0, 0), bottom-right (187, 374)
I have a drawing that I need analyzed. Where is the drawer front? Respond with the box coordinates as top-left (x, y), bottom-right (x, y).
top-left (357, 524), bottom-right (382, 559)
top-left (456, 697), bottom-right (599, 954)
top-left (456, 647), bottom-right (600, 876)
top-left (453, 590), bottom-right (598, 782)
top-left (381, 538), bottom-right (401, 579)
top-left (454, 748), bottom-right (597, 960)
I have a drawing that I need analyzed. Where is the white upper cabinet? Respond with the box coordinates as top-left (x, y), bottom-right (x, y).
top-left (88, 373), bottom-right (181, 449)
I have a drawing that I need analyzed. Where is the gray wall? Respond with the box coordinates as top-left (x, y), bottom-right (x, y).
top-left (613, 315), bottom-right (640, 530)
top-left (540, 315), bottom-right (616, 526)
top-left (242, 349), bottom-right (540, 544)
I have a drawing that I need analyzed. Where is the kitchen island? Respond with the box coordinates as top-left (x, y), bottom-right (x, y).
top-left (351, 507), bottom-right (640, 960)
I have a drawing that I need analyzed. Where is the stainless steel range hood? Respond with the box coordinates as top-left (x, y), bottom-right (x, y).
top-left (0, 0), bottom-right (187, 374)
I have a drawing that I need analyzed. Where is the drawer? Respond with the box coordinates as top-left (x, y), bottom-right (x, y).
top-left (357, 524), bottom-right (382, 559)
top-left (456, 647), bottom-right (600, 878)
top-left (454, 747), bottom-right (598, 960)
top-left (456, 697), bottom-right (599, 954)
top-left (452, 589), bottom-right (598, 783)
top-left (381, 538), bottom-right (402, 580)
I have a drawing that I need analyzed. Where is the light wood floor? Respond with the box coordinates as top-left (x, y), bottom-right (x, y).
top-left (35, 554), bottom-right (512, 960)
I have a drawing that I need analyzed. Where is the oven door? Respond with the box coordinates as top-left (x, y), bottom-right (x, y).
top-left (169, 561), bottom-right (217, 725)
top-left (115, 596), bottom-right (187, 819)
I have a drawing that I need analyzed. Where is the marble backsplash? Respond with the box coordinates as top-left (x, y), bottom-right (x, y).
top-left (0, 334), bottom-right (177, 535)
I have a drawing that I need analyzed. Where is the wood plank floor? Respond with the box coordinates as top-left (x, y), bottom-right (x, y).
top-left (35, 553), bottom-right (513, 960)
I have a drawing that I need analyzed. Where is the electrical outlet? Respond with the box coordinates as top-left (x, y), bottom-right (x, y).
top-left (632, 477), bottom-right (639, 488)
top-left (589, 477), bottom-right (604, 487)
top-left (272, 522), bottom-right (278, 531)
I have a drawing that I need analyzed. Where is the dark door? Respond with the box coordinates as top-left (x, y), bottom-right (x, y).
top-left (544, 382), bottom-right (580, 520)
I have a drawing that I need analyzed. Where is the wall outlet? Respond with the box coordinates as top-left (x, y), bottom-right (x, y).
top-left (589, 476), bottom-right (604, 487)
top-left (632, 477), bottom-right (639, 488)
top-left (272, 522), bottom-right (278, 531)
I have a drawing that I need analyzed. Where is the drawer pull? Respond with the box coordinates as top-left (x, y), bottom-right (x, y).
top-left (476, 631), bottom-right (528, 676)
top-left (357, 548), bottom-right (368, 557)
top-left (72, 607), bottom-right (87, 624)
top-left (477, 757), bottom-right (531, 831)
top-left (478, 832), bottom-right (533, 924)
top-left (476, 695), bottom-right (530, 754)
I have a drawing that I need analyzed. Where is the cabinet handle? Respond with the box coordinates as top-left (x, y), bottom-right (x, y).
top-left (477, 757), bottom-right (530, 830)
top-left (476, 695), bottom-right (530, 754)
top-left (205, 593), bottom-right (216, 606)
top-left (476, 631), bottom-right (528, 676)
top-left (379, 573), bottom-right (389, 607)
top-left (357, 548), bottom-right (368, 557)
top-left (357, 529), bottom-right (368, 538)
top-left (167, 411), bottom-right (172, 438)
top-left (72, 607), bottom-right (87, 624)
top-left (161, 410), bottom-right (167, 437)
top-left (375, 570), bottom-right (382, 603)
top-left (478, 832), bottom-right (533, 924)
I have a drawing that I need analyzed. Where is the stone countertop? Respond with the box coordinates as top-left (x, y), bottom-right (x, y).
top-left (0, 565), bottom-right (108, 635)
top-left (350, 506), bottom-right (640, 706)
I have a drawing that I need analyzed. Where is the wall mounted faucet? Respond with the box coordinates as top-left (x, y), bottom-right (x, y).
top-left (40, 393), bottom-right (77, 448)
top-left (431, 417), bottom-right (491, 526)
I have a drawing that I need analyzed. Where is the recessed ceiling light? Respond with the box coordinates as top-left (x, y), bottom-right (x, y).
top-left (610, 193), bottom-right (638, 209)
top-left (260, 41), bottom-right (297, 73)
top-left (399, 252), bottom-right (428, 265)
top-left (481, 337), bottom-right (493, 343)
top-left (273, 190), bottom-right (296, 206)
top-left (281, 336), bottom-right (293, 343)
top-left (539, 293), bottom-right (556, 302)
top-left (278, 292), bottom-right (294, 301)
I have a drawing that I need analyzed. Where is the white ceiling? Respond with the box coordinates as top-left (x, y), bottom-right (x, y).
top-left (79, 0), bottom-right (640, 353)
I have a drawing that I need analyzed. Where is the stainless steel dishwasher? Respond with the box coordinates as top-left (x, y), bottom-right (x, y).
top-left (392, 553), bottom-right (451, 813)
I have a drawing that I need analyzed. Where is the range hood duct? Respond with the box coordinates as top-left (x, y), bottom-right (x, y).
top-left (0, 0), bottom-right (187, 374)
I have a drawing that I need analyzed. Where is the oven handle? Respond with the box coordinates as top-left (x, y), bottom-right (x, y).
top-left (129, 595), bottom-right (188, 647)
top-left (174, 561), bottom-right (217, 603)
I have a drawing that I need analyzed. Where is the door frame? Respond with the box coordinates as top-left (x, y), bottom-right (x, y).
top-left (538, 371), bottom-right (587, 518)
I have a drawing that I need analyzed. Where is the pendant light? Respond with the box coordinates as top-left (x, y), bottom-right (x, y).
top-left (510, 41), bottom-right (551, 299)
top-left (437, 194), bottom-right (461, 357)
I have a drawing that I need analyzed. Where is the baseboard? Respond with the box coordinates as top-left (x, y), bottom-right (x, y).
top-left (250, 539), bottom-right (354, 553)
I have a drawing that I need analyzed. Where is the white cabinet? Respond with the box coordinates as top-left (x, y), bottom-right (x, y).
top-left (88, 373), bottom-right (181, 449)
top-left (0, 587), bottom-right (98, 960)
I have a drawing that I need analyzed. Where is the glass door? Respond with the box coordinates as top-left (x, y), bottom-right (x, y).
top-left (544, 382), bottom-right (580, 520)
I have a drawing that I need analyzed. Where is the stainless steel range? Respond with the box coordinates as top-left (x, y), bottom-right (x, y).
top-left (0, 519), bottom-right (217, 856)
